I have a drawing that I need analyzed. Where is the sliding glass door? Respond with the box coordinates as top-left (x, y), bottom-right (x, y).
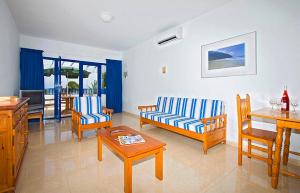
top-left (80, 62), bottom-right (101, 97)
top-left (43, 57), bottom-right (105, 121)
top-left (44, 58), bottom-right (55, 119)
top-left (60, 61), bottom-right (80, 118)
top-left (80, 62), bottom-right (106, 106)
top-left (101, 64), bottom-right (106, 106)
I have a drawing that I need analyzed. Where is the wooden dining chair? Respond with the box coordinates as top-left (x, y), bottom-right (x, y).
top-left (237, 94), bottom-right (277, 176)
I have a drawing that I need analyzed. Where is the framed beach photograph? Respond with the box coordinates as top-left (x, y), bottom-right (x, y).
top-left (201, 32), bottom-right (256, 78)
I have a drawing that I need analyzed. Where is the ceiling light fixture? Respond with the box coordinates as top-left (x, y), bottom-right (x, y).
top-left (100, 12), bottom-right (114, 23)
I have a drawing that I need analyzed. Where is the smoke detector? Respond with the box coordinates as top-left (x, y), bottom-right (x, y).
top-left (100, 12), bottom-right (114, 23)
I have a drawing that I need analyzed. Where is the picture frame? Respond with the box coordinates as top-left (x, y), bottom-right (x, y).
top-left (201, 32), bottom-right (257, 78)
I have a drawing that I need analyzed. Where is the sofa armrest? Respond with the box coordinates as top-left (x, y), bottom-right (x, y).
top-left (201, 114), bottom-right (227, 133)
top-left (102, 106), bottom-right (113, 116)
top-left (138, 105), bottom-right (157, 112)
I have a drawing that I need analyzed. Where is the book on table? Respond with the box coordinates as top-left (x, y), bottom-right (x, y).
top-left (118, 135), bottom-right (145, 145)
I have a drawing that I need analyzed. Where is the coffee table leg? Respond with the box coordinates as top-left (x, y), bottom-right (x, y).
top-left (98, 135), bottom-right (102, 161)
top-left (155, 148), bottom-right (163, 180)
top-left (124, 158), bottom-right (132, 193)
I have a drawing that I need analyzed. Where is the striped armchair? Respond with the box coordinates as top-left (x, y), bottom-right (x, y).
top-left (72, 96), bottom-right (113, 142)
top-left (138, 97), bottom-right (227, 154)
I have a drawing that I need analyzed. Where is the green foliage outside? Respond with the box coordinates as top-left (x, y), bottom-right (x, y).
top-left (90, 80), bottom-right (98, 94)
top-left (67, 81), bottom-right (79, 89)
top-left (67, 71), bottom-right (106, 95)
top-left (88, 72), bottom-right (106, 95)
top-left (102, 72), bottom-right (106, 89)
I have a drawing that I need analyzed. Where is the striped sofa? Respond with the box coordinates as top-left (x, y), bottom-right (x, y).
top-left (72, 96), bottom-right (113, 141)
top-left (138, 97), bottom-right (227, 154)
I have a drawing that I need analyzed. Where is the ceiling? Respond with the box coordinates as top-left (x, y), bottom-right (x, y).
top-left (6, 0), bottom-right (231, 51)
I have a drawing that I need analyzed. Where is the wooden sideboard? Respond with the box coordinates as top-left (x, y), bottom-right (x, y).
top-left (0, 97), bottom-right (29, 193)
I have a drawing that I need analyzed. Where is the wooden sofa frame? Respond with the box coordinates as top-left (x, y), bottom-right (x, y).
top-left (138, 105), bottom-right (227, 154)
top-left (72, 107), bottom-right (113, 142)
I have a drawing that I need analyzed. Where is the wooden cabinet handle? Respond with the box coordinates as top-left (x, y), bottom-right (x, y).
top-left (1, 144), bottom-right (4, 150)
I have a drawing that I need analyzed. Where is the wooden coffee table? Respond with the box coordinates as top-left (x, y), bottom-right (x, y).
top-left (97, 125), bottom-right (166, 193)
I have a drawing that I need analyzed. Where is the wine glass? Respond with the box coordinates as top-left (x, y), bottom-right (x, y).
top-left (269, 98), bottom-right (276, 110)
top-left (276, 98), bottom-right (282, 111)
top-left (290, 98), bottom-right (298, 113)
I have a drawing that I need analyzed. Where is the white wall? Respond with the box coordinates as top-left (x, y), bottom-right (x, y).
top-left (123, 0), bottom-right (300, 155)
top-left (0, 0), bottom-right (20, 96)
top-left (20, 35), bottom-right (122, 63)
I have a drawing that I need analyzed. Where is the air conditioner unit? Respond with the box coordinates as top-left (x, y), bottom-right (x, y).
top-left (156, 27), bottom-right (184, 46)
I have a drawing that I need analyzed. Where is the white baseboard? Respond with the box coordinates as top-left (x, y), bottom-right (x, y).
top-left (122, 111), bottom-right (139, 118)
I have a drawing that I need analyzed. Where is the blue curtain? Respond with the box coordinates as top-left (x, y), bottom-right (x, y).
top-left (20, 48), bottom-right (44, 90)
top-left (106, 59), bottom-right (122, 113)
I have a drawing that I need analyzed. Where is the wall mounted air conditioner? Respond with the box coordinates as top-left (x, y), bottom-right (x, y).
top-left (156, 27), bottom-right (184, 46)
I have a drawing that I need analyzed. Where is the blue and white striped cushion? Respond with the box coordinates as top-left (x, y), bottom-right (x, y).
top-left (91, 96), bottom-right (102, 114)
top-left (157, 97), bottom-right (184, 115)
top-left (156, 113), bottom-right (178, 123)
top-left (156, 97), bottom-right (170, 113)
top-left (140, 111), bottom-right (169, 121)
top-left (161, 114), bottom-right (183, 124)
top-left (74, 97), bottom-right (81, 112)
top-left (165, 97), bottom-right (175, 113)
top-left (180, 98), bottom-right (194, 117)
top-left (182, 120), bottom-right (205, 134)
top-left (146, 97), bottom-right (224, 134)
top-left (156, 97), bottom-right (224, 119)
top-left (73, 96), bottom-right (102, 115)
top-left (79, 97), bottom-right (89, 114)
top-left (171, 98), bottom-right (183, 115)
top-left (156, 97), bottom-right (163, 112)
top-left (193, 99), bottom-right (224, 119)
top-left (80, 113), bottom-right (111, 125)
top-left (168, 117), bottom-right (205, 134)
top-left (141, 111), bottom-right (205, 134)
top-left (193, 99), bottom-right (208, 119)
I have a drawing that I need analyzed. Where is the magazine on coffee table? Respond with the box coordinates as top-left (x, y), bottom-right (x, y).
top-left (118, 135), bottom-right (145, 145)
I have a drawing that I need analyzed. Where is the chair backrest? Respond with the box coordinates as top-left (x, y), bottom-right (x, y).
top-left (73, 96), bottom-right (102, 115)
top-left (236, 94), bottom-right (252, 132)
top-left (156, 96), bottom-right (224, 119)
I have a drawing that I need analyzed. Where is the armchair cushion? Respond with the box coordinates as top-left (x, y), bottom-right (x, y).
top-left (80, 113), bottom-right (111, 125)
top-left (74, 96), bottom-right (102, 115)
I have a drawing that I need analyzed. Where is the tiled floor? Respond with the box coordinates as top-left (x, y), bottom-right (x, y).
top-left (16, 113), bottom-right (300, 193)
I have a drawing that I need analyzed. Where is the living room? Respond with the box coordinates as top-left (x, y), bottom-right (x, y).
top-left (0, 0), bottom-right (299, 193)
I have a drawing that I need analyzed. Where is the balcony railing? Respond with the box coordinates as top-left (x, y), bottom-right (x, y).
top-left (44, 88), bottom-right (105, 95)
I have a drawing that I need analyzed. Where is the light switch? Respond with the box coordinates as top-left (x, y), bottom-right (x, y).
top-left (162, 66), bottom-right (167, 74)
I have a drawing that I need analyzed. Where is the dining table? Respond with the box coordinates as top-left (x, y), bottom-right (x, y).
top-left (249, 107), bottom-right (300, 188)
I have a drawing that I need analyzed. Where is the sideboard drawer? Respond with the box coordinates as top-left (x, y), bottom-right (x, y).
top-left (13, 108), bottom-right (22, 126)
top-left (13, 105), bottom-right (27, 127)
